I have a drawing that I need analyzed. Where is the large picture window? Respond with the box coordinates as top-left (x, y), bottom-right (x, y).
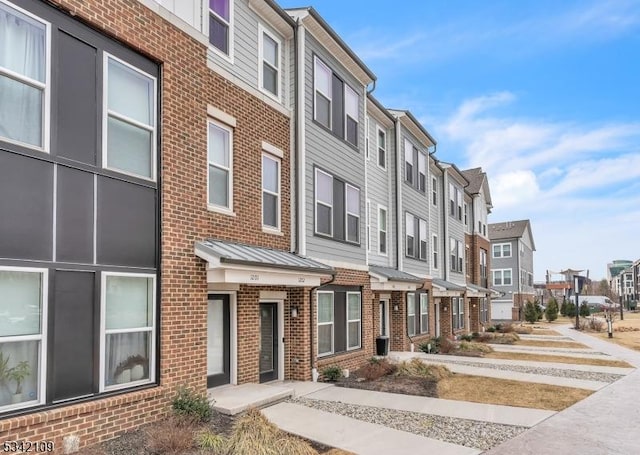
top-left (208, 121), bottom-right (233, 211)
top-left (262, 153), bottom-right (280, 230)
top-left (0, 1), bottom-right (48, 150)
top-left (209, 0), bottom-right (232, 56)
top-left (101, 273), bottom-right (155, 391)
top-left (104, 55), bottom-right (157, 180)
top-left (0, 267), bottom-right (47, 412)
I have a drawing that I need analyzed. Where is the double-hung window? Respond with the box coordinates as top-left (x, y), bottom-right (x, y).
top-left (0, 267), bottom-right (47, 411)
top-left (404, 139), bottom-right (413, 185)
top-left (464, 203), bottom-right (468, 227)
top-left (450, 238), bottom-right (463, 272)
top-left (418, 152), bottom-right (426, 192)
top-left (345, 85), bottom-right (359, 146)
top-left (366, 200), bottom-right (371, 252)
top-left (101, 273), bottom-right (155, 391)
top-left (420, 294), bottom-right (429, 334)
top-left (259, 26), bottom-right (280, 99)
top-left (377, 128), bottom-right (386, 169)
top-left (347, 292), bottom-right (361, 350)
top-left (208, 121), bottom-right (233, 210)
top-left (314, 57), bottom-right (332, 129)
top-left (432, 177), bottom-right (438, 205)
top-left (345, 184), bottom-right (360, 243)
top-left (432, 235), bottom-right (439, 269)
top-left (452, 297), bottom-right (459, 330)
top-left (493, 269), bottom-right (512, 286)
top-left (209, 0), bottom-right (232, 56)
top-left (104, 55), bottom-right (157, 180)
top-left (378, 206), bottom-right (387, 255)
top-left (419, 219), bottom-right (428, 261)
top-left (449, 183), bottom-right (457, 217)
top-left (0, 1), bottom-right (48, 150)
top-left (405, 213), bottom-right (415, 258)
top-left (315, 169), bottom-right (333, 236)
top-left (493, 243), bottom-right (511, 258)
top-left (317, 292), bottom-right (334, 356)
top-left (407, 293), bottom-right (416, 336)
top-left (262, 153), bottom-right (280, 230)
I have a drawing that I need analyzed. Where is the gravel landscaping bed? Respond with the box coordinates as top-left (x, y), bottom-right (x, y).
top-left (423, 358), bottom-right (625, 383)
top-left (291, 397), bottom-right (526, 451)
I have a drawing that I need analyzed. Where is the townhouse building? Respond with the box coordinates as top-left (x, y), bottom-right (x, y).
top-left (0, 0), bottom-right (496, 449)
top-left (461, 167), bottom-right (493, 332)
top-left (489, 219), bottom-right (536, 321)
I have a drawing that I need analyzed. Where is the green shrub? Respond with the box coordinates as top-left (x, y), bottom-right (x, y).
top-left (471, 332), bottom-right (480, 339)
top-left (321, 365), bottom-right (342, 382)
top-left (545, 299), bottom-right (559, 322)
top-left (171, 386), bottom-right (212, 422)
top-left (560, 299), bottom-right (568, 316)
top-left (459, 334), bottom-right (473, 342)
top-left (579, 302), bottom-right (591, 317)
top-left (486, 326), bottom-right (496, 333)
top-left (524, 301), bottom-right (538, 324)
top-left (566, 302), bottom-right (577, 318)
top-left (494, 323), bottom-right (503, 331)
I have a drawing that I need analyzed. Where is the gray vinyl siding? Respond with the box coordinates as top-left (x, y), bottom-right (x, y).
top-left (491, 239), bottom-right (518, 294)
top-left (207, 0), bottom-right (288, 106)
top-left (304, 33), bottom-right (366, 264)
top-left (519, 241), bottom-right (535, 293)
top-left (367, 116), bottom-right (395, 267)
top-left (447, 173), bottom-right (466, 285)
top-left (399, 127), bottom-right (430, 277)
top-left (430, 165), bottom-right (443, 278)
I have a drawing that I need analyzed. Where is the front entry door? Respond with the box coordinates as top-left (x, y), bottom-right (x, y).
top-left (259, 303), bottom-right (278, 383)
top-left (435, 301), bottom-right (441, 337)
top-left (379, 299), bottom-right (389, 337)
top-left (207, 295), bottom-right (230, 387)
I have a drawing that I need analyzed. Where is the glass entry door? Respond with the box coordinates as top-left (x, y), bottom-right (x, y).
top-left (207, 295), bottom-right (230, 387)
top-left (259, 303), bottom-right (278, 383)
top-left (379, 299), bottom-right (389, 337)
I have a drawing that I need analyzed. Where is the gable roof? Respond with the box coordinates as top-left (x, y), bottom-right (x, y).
top-left (489, 219), bottom-right (536, 250)
top-left (461, 167), bottom-right (493, 207)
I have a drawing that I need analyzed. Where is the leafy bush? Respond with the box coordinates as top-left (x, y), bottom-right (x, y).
top-left (486, 326), bottom-right (496, 333)
top-left (471, 332), bottom-right (480, 339)
top-left (396, 359), bottom-right (452, 380)
top-left (560, 300), bottom-right (568, 316)
top-left (566, 302), bottom-right (577, 318)
top-left (545, 299), bottom-right (559, 322)
top-left (494, 323), bottom-right (503, 332)
top-left (459, 334), bottom-right (473, 342)
top-left (321, 365), bottom-right (343, 382)
top-left (359, 358), bottom-right (395, 381)
top-left (579, 302), bottom-right (591, 317)
top-left (524, 301), bottom-right (539, 324)
top-left (171, 386), bottom-right (212, 423)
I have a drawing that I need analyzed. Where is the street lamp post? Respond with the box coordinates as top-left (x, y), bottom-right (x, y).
top-left (574, 275), bottom-right (580, 330)
top-left (619, 275), bottom-right (624, 321)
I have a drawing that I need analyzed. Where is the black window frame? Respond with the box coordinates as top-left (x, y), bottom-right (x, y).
top-left (314, 166), bottom-right (361, 246)
top-left (404, 138), bottom-right (427, 194)
top-left (316, 287), bottom-right (363, 358)
top-left (405, 211), bottom-right (427, 262)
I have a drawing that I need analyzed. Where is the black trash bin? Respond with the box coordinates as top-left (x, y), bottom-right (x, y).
top-left (375, 336), bottom-right (389, 356)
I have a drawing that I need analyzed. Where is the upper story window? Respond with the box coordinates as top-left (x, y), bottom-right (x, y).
top-left (104, 55), bottom-right (157, 181)
top-left (262, 153), bottom-right (280, 230)
top-left (480, 249), bottom-right (487, 279)
top-left (449, 183), bottom-right (462, 220)
top-left (405, 212), bottom-right (427, 262)
top-left (378, 205), bottom-right (387, 255)
top-left (207, 120), bottom-right (233, 212)
top-left (314, 168), bottom-right (360, 245)
top-left (419, 219), bottom-right (427, 261)
top-left (313, 56), bottom-right (360, 147)
top-left (493, 243), bottom-right (511, 258)
top-left (404, 138), bottom-right (426, 193)
top-left (0, 1), bottom-right (48, 150)
top-left (450, 237), bottom-right (463, 273)
top-left (432, 177), bottom-right (437, 205)
top-left (209, 0), bottom-right (232, 57)
top-left (432, 235), bottom-right (438, 269)
top-left (493, 269), bottom-right (512, 286)
top-left (259, 26), bottom-right (280, 99)
top-left (405, 213), bottom-right (415, 258)
top-left (464, 203), bottom-right (468, 227)
top-left (377, 127), bottom-right (386, 169)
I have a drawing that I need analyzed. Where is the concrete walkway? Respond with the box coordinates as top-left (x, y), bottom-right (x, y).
top-left (490, 344), bottom-right (614, 360)
top-left (262, 402), bottom-right (481, 455)
top-left (518, 334), bottom-right (573, 341)
top-left (301, 384), bottom-right (554, 427)
top-left (390, 351), bottom-right (609, 390)
top-left (486, 324), bottom-right (640, 455)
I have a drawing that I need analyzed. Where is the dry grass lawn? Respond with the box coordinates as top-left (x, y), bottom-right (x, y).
top-left (586, 312), bottom-right (640, 351)
top-left (437, 374), bottom-right (592, 411)
top-left (516, 339), bottom-right (588, 349)
top-left (531, 329), bottom-right (562, 336)
top-left (486, 351), bottom-right (633, 368)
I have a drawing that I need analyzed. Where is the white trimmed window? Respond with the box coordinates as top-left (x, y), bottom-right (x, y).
top-left (0, 267), bottom-right (47, 412)
top-left (345, 184), bottom-right (360, 243)
top-left (419, 219), bottom-right (427, 261)
top-left (432, 235), bottom-right (439, 269)
top-left (366, 200), bottom-right (371, 252)
top-left (317, 292), bottom-right (334, 356)
top-left (314, 56), bottom-right (332, 129)
top-left (493, 269), bottom-right (512, 286)
top-left (207, 121), bottom-right (233, 211)
top-left (406, 212), bottom-right (415, 258)
top-left (404, 139), bottom-right (413, 185)
top-left (104, 55), bottom-right (157, 180)
top-left (452, 298), bottom-right (464, 330)
top-left (450, 238), bottom-right (463, 273)
top-left (262, 153), bottom-right (280, 230)
top-left (345, 85), bottom-right (359, 146)
top-left (377, 127), bottom-right (386, 169)
top-left (493, 243), bottom-right (512, 258)
top-left (259, 26), bottom-right (280, 99)
top-left (315, 168), bottom-right (333, 236)
top-left (464, 202), bottom-right (468, 226)
top-left (365, 116), bottom-right (370, 159)
top-left (432, 177), bottom-right (438, 205)
top-left (420, 294), bottom-right (429, 334)
top-left (0, 1), bottom-right (49, 150)
top-left (209, 0), bottom-right (232, 57)
top-left (347, 292), bottom-right (361, 350)
top-left (101, 272), bottom-right (156, 391)
top-left (407, 293), bottom-right (416, 336)
top-left (418, 152), bottom-right (426, 192)
top-left (378, 205), bottom-right (388, 255)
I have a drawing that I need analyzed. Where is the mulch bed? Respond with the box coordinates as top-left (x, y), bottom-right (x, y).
top-left (335, 372), bottom-right (438, 398)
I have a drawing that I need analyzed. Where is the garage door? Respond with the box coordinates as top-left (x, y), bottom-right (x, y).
top-left (491, 300), bottom-right (513, 320)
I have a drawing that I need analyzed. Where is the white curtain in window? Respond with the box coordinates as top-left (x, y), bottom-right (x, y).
top-left (0, 270), bottom-right (41, 337)
top-left (0, 4), bottom-right (45, 147)
top-left (105, 332), bottom-right (149, 386)
top-left (108, 59), bottom-right (152, 125)
top-left (0, 340), bottom-right (39, 408)
top-left (105, 276), bottom-right (153, 330)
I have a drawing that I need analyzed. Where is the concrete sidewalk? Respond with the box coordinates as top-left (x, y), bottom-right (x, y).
top-left (262, 402), bottom-right (481, 455)
top-left (302, 384), bottom-right (555, 427)
top-left (486, 324), bottom-right (640, 455)
top-left (490, 344), bottom-right (614, 360)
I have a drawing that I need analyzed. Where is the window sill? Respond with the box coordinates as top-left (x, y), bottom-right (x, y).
top-left (262, 227), bottom-right (283, 236)
top-left (103, 378), bottom-right (153, 393)
top-left (209, 44), bottom-right (234, 65)
top-left (207, 205), bottom-right (236, 217)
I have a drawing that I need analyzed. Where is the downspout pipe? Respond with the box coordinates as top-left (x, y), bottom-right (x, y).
top-left (309, 272), bottom-right (337, 381)
top-left (394, 116), bottom-right (402, 270)
top-left (293, 18), bottom-right (300, 254)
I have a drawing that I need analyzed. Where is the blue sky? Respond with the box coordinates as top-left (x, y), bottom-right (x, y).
top-left (280, 0), bottom-right (640, 281)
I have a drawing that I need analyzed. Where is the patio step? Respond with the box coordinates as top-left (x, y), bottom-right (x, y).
top-left (208, 383), bottom-right (294, 415)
